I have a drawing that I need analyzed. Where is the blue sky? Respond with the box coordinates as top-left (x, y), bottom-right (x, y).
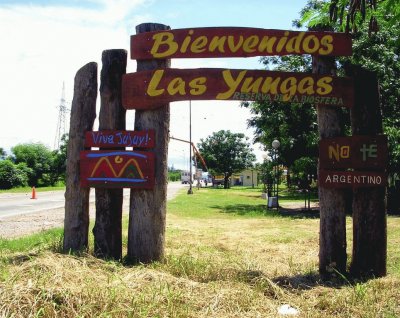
top-left (0, 0), bottom-right (307, 169)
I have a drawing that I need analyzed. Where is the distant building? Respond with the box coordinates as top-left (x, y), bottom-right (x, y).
top-left (230, 169), bottom-right (258, 187)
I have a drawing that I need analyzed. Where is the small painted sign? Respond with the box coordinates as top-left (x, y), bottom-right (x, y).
top-left (319, 135), bottom-right (388, 170)
top-left (80, 150), bottom-right (155, 189)
top-left (131, 27), bottom-right (352, 59)
top-left (85, 130), bottom-right (155, 148)
top-left (319, 170), bottom-right (387, 189)
top-left (122, 68), bottom-right (354, 110)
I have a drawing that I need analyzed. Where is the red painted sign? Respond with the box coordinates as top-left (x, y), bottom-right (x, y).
top-left (80, 150), bottom-right (155, 189)
top-left (319, 170), bottom-right (387, 189)
top-left (122, 68), bottom-right (354, 110)
top-left (319, 135), bottom-right (388, 170)
top-left (131, 27), bottom-right (352, 59)
top-left (85, 130), bottom-right (155, 148)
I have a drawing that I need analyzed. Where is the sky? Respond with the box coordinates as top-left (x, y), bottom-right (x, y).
top-left (0, 0), bottom-right (307, 170)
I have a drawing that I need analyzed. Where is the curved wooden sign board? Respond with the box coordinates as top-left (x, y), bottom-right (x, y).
top-left (131, 27), bottom-right (352, 59)
top-left (122, 68), bottom-right (354, 110)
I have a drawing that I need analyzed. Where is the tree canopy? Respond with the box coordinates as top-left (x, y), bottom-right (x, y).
top-left (246, 0), bottom-right (400, 186)
top-left (197, 130), bottom-right (256, 188)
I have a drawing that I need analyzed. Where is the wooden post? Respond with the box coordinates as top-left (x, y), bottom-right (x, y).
top-left (127, 23), bottom-right (171, 263)
top-left (314, 55), bottom-right (348, 278)
top-left (93, 50), bottom-right (127, 260)
top-left (63, 62), bottom-right (97, 252)
top-left (348, 66), bottom-right (387, 277)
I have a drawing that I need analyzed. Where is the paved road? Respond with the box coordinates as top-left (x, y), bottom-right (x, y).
top-left (0, 182), bottom-right (187, 219)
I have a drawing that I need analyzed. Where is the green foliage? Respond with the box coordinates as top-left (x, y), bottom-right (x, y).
top-left (168, 170), bottom-right (181, 182)
top-left (12, 143), bottom-right (54, 187)
top-left (9, 138), bottom-right (67, 188)
top-left (0, 148), bottom-right (6, 160)
top-left (0, 160), bottom-right (28, 189)
top-left (197, 130), bottom-right (256, 188)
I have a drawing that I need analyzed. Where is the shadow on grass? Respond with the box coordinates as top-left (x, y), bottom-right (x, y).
top-left (211, 203), bottom-right (320, 219)
top-left (211, 204), bottom-right (281, 217)
top-left (238, 269), bottom-right (351, 292)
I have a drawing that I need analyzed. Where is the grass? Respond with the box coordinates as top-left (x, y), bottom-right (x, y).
top-left (0, 186), bottom-right (399, 317)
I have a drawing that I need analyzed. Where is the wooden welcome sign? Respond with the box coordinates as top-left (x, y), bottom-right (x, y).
top-left (131, 27), bottom-right (352, 59)
top-left (122, 68), bottom-right (354, 110)
top-left (80, 150), bottom-right (155, 189)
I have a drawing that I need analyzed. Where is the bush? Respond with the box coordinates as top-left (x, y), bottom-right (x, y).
top-left (0, 160), bottom-right (28, 189)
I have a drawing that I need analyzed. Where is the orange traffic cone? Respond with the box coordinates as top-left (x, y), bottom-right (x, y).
top-left (31, 186), bottom-right (37, 199)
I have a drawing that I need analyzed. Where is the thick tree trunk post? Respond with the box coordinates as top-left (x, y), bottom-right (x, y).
top-left (127, 23), bottom-right (171, 263)
top-left (93, 50), bottom-right (127, 260)
top-left (63, 62), bottom-right (97, 253)
top-left (348, 66), bottom-right (386, 277)
top-left (314, 56), bottom-right (348, 278)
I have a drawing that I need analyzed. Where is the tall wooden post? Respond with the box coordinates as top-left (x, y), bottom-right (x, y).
top-left (93, 50), bottom-right (127, 260)
top-left (314, 56), bottom-right (348, 278)
top-left (64, 62), bottom-right (97, 252)
top-left (127, 23), bottom-right (171, 263)
top-left (348, 66), bottom-right (387, 277)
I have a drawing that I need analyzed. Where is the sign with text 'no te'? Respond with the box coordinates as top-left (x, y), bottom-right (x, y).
top-left (319, 135), bottom-right (388, 170)
top-left (319, 170), bottom-right (387, 189)
top-left (80, 150), bottom-right (155, 189)
top-left (131, 27), bottom-right (352, 59)
top-left (122, 68), bottom-right (353, 110)
top-left (85, 130), bottom-right (155, 148)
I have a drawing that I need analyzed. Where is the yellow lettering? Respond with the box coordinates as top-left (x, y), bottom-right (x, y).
top-left (242, 35), bottom-right (259, 53)
top-left (217, 70), bottom-right (247, 99)
top-left (150, 32), bottom-right (178, 58)
top-left (167, 77), bottom-right (186, 95)
top-left (286, 32), bottom-right (305, 53)
top-left (341, 146), bottom-right (350, 158)
top-left (280, 77), bottom-right (297, 100)
top-left (209, 36), bottom-right (226, 52)
top-left (258, 36), bottom-right (277, 53)
top-left (147, 70), bottom-right (165, 96)
top-left (227, 36), bottom-right (244, 52)
top-left (180, 29), bottom-right (194, 53)
top-left (276, 31), bottom-right (289, 52)
top-left (241, 77), bottom-right (263, 93)
top-left (189, 77), bottom-right (207, 95)
top-left (329, 145), bottom-right (340, 161)
top-left (191, 35), bottom-right (208, 53)
top-left (302, 35), bottom-right (319, 54)
top-left (261, 77), bottom-right (280, 94)
top-left (316, 76), bottom-right (333, 95)
top-left (298, 77), bottom-right (315, 95)
top-left (319, 35), bottom-right (334, 55)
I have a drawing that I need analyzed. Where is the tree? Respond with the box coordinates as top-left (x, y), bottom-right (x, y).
top-left (0, 148), bottom-right (6, 160)
top-left (11, 143), bottom-right (54, 187)
top-left (0, 160), bottom-right (28, 189)
top-left (197, 130), bottom-right (256, 189)
top-left (51, 134), bottom-right (68, 185)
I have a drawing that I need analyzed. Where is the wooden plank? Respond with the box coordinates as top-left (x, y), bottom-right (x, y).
top-left (85, 130), bottom-right (155, 148)
top-left (122, 68), bottom-right (354, 110)
top-left (319, 170), bottom-right (387, 189)
top-left (131, 27), bottom-right (352, 59)
top-left (80, 150), bottom-right (155, 189)
top-left (319, 135), bottom-right (388, 169)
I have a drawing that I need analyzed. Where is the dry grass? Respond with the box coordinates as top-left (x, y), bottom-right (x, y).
top-left (1, 187), bottom-right (399, 317)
